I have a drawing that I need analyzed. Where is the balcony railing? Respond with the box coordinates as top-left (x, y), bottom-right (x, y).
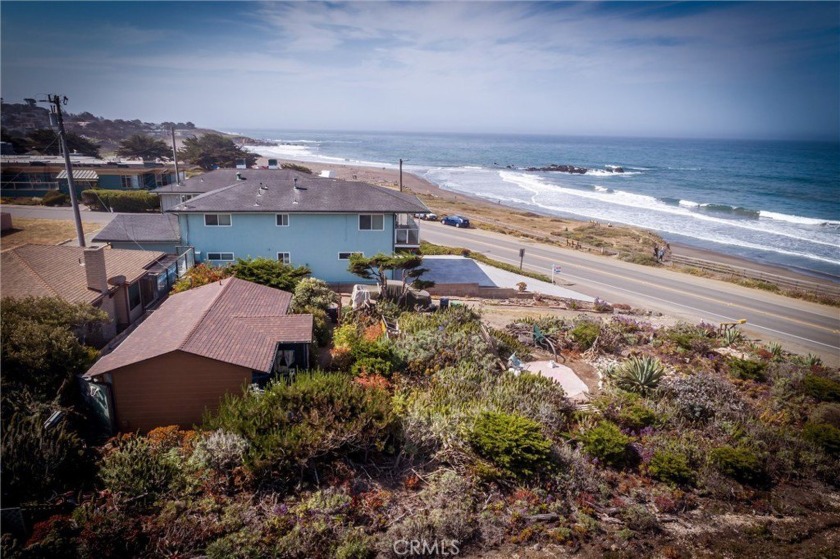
top-left (394, 215), bottom-right (420, 247)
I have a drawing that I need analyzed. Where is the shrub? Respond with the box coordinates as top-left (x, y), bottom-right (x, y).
top-left (1, 297), bottom-right (108, 401)
top-left (170, 263), bottom-right (232, 293)
top-left (1, 399), bottom-right (91, 506)
top-left (727, 357), bottom-right (767, 382)
top-left (648, 449), bottom-right (696, 486)
top-left (467, 412), bottom-right (553, 479)
top-left (570, 320), bottom-right (600, 350)
top-left (803, 423), bottom-right (840, 456)
top-left (80, 189), bottom-right (159, 212)
top-left (351, 357), bottom-right (392, 377)
top-left (809, 403), bottom-right (840, 428)
top-left (99, 435), bottom-right (184, 504)
top-left (709, 445), bottom-right (767, 486)
top-left (579, 421), bottom-right (632, 468)
top-left (803, 374), bottom-right (840, 402)
top-left (661, 322), bottom-right (714, 353)
top-left (291, 278), bottom-right (337, 313)
top-left (394, 328), bottom-right (496, 376)
top-left (621, 505), bottom-right (660, 533)
top-left (616, 400), bottom-right (658, 431)
top-left (228, 257), bottom-right (311, 292)
top-left (281, 162), bottom-right (313, 174)
top-left (41, 190), bottom-right (67, 206)
top-left (610, 355), bottom-right (665, 395)
top-left (663, 372), bottom-right (744, 423)
top-left (205, 371), bottom-right (394, 481)
top-left (190, 429), bottom-right (249, 472)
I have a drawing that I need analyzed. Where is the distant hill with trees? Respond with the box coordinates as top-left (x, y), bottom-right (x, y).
top-left (0, 98), bottom-right (270, 158)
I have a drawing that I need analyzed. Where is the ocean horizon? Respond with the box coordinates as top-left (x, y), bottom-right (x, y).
top-left (239, 130), bottom-right (840, 282)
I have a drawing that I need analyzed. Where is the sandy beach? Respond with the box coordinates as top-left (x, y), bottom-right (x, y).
top-left (256, 156), bottom-right (836, 290)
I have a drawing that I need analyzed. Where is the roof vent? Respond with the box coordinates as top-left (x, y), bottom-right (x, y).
top-left (236, 172), bottom-right (242, 181)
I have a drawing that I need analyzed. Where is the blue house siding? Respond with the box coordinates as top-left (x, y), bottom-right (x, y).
top-left (180, 213), bottom-right (396, 283)
top-left (109, 241), bottom-right (181, 254)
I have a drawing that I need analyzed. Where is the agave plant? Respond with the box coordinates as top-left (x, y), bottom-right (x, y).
top-left (610, 355), bottom-right (666, 395)
top-left (767, 342), bottom-right (783, 361)
top-left (721, 327), bottom-right (743, 347)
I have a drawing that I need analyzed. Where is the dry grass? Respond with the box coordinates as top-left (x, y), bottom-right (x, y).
top-left (0, 218), bottom-right (102, 250)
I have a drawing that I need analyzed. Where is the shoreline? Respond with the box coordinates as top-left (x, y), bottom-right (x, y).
top-left (254, 156), bottom-right (837, 290)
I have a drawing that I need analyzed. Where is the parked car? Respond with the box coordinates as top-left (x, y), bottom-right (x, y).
top-left (414, 212), bottom-right (438, 221)
top-left (441, 215), bottom-right (470, 228)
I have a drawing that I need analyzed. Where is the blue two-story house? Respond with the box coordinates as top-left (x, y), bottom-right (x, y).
top-left (159, 169), bottom-right (429, 283)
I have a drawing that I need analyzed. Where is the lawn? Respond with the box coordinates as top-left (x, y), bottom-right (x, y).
top-left (0, 218), bottom-right (103, 249)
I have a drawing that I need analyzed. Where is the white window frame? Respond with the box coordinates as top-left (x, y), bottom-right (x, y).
top-left (359, 213), bottom-right (384, 231)
top-left (276, 214), bottom-right (289, 227)
top-left (207, 252), bottom-right (235, 262)
top-left (204, 213), bottom-right (232, 227)
top-left (277, 252), bottom-right (291, 264)
top-left (179, 194), bottom-right (193, 203)
top-left (338, 252), bottom-right (363, 260)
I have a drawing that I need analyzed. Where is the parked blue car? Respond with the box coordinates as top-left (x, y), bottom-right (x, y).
top-left (441, 215), bottom-right (470, 228)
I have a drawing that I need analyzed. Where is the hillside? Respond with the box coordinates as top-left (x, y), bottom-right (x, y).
top-left (0, 100), bottom-right (270, 156)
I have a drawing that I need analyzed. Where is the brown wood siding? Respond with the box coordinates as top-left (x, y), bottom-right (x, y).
top-left (109, 351), bottom-right (251, 432)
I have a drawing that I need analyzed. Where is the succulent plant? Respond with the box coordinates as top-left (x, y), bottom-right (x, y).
top-left (610, 355), bottom-right (666, 395)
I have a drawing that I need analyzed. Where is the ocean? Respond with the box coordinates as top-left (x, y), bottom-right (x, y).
top-left (238, 130), bottom-right (840, 281)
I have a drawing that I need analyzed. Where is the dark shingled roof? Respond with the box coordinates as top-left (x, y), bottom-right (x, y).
top-left (86, 277), bottom-right (313, 376)
top-left (93, 214), bottom-right (181, 243)
top-left (152, 168), bottom-right (307, 194)
top-left (167, 169), bottom-right (429, 214)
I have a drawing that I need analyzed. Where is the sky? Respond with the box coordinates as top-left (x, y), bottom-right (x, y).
top-left (1, 1), bottom-right (838, 140)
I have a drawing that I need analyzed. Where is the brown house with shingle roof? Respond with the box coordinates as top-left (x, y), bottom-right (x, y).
top-left (84, 277), bottom-right (313, 432)
top-left (1, 244), bottom-right (174, 342)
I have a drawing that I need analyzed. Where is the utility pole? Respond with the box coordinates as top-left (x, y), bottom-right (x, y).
top-left (170, 126), bottom-right (180, 185)
top-left (45, 94), bottom-right (85, 247)
top-left (399, 158), bottom-right (403, 192)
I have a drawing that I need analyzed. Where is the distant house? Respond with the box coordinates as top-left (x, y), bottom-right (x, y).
top-left (93, 213), bottom-right (184, 254)
top-left (83, 277), bottom-right (313, 432)
top-left (1, 245), bottom-right (177, 342)
top-left (164, 168), bottom-right (430, 283)
top-left (0, 155), bottom-right (182, 198)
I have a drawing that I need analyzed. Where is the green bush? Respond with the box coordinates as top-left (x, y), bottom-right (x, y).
top-left (570, 321), bottom-right (600, 350)
top-left (291, 278), bottom-right (337, 313)
top-left (648, 449), bottom-right (696, 486)
top-left (281, 162), bottom-right (313, 174)
top-left (727, 357), bottom-right (767, 382)
top-left (228, 257), bottom-right (311, 292)
top-left (1, 398), bottom-right (91, 506)
top-left (205, 371), bottom-right (394, 481)
top-left (803, 374), bottom-right (840, 402)
top-left (616, 400), bottom-right (658, 431)
top-left (42, 190), bottom-right (67, 206)
top-left (99, 435), bottom-right (183, 504)
top-left (809, 403), bottom-right (840, 428)
top-left (661, 323), bottom-right (715, 353)
top-left (803, 423), bottom-right (840, 456)
top-left (579, 421), bottom-right (633, 468)
top-left (394, 328), bottom-right (497, 376)
top-left (709, 445), bottom-right (767, 486)
top-left (80, 189), bottom-right (160, 212)
top-left (350, 357), bottom-right (392, 377)
top-left (467, 412), bottom-right (553, 479)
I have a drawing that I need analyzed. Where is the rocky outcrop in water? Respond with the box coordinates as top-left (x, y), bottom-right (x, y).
top-left (526, 164), bottom-right (588, 174)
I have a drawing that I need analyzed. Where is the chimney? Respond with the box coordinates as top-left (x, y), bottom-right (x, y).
top-left (84, 246), bottom-right (109, 293)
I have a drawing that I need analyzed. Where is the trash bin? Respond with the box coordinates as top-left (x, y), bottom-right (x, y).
top-left (326, 306), bottom-right (339, 324)
top-left (440, 298), bottom-right (449, 309)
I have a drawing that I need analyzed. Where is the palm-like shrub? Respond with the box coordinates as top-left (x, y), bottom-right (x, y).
top-left (610, 355), bottom-right (665, 395)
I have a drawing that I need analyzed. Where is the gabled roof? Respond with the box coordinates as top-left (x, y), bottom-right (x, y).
top-left (165, 169), bottom-right (429, 214)
top-left (1, 245), bottom-right (165, 304)
top-left (152, 168), bottom-right (307, 194)
top-left (86, 277), bottom-right (313, 377)
top-left (93, 214), bottom-right (181, 243)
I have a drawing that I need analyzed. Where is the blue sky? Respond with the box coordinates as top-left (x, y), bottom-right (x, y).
top-left (2, 1), bottom-right (838, 140)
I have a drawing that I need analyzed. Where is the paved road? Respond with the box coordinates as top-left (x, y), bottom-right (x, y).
top-left (421, 221), bottom-right (840, 366)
